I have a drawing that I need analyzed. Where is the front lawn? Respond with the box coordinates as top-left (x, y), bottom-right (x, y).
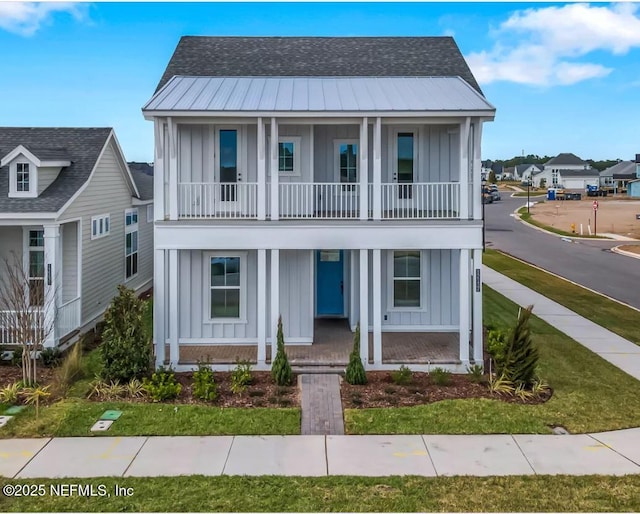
top-left (345, 286), bottom-right (640, 435)
top-left (2, 475), bottom-right (640, 512)
top-left (484, 249), bottom-right (640, 344)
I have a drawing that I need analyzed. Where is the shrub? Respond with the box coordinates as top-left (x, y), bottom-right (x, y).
top-left (345, 323), bottom-right (367, 385)
top-left (126, 378), bottom-right (146, 399)
top-left (88, 378), bottom-right (127, 401)
top-left (192, 364), bottom-right (218, 402)
top-left (0, 382), bottom-right (23, 404)
top-left (10, 346), bottom-right (23, 367)
top-left (21, 385), bottom-right (51, 419)
top-left (503, 306), bottom-right (539, 388)
top-left (487, 328), bottom-right (509, 376)
top-left (50, 342), bottom-right (84, 398)
top-left (230, 360), bottom-right (253, 394)
top-left (271, 316), bottom-right (293, 386)
top-left (40, 347), bottom-right (63, 368)
top-left (466, 364), bottom-right (485, 383)
top-left (431, 367), bottom-right (452, 386)
top-left (390, 365), bottom-right (413, 385)
top-left (142, 367), bottom-right (181, 402)
top-left (101, 285), bottom-right (152, 383)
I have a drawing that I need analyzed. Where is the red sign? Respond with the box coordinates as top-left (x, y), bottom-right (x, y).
top-left (593, 200), bottom-right (598, 211)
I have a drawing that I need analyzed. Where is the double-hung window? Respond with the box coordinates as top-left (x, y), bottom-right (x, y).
top-left (392, 251), bottom-right (422, 308)
top-left (17, 163), bottom-right (30, 192)
top-left (125, 208), bottom-right (138, 279)
top-left (28, 230), bottom-right (45, 306)
top-left (209, 254), bottom-right (246, 321)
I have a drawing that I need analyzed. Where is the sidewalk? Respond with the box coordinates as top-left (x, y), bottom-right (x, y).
top-left (483, 266), bottom-right (640, 381)
top-left (2, 430), bottom-right (640, 479)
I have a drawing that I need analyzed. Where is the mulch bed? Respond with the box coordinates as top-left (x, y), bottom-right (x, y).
top-left (0, 364), bottom-right (55, 388)
top-left (341, 371), bottom-right (552, 409)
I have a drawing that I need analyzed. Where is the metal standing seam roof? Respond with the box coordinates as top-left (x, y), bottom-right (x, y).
top-left (143, 76), bottom-right (495, 113)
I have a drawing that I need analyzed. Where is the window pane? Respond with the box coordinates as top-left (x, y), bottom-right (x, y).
top-left (29, 251), bottom-right (44, 278)
top-left (132, 211), bottom-right (138, 224)
top-left (211, 289), bottom-right (240, 318)
top-left (126, 255), bottom-right (132, 278)
top-left (29, 279), bottom-right (44, 307)
top-left (220, 130), bottom-right (238, 183)
top-left (132, 231), bottom-right (138, 252)
top-left (394, 280), bottom-right (420, 307)
top-left (279, 142), bottom-right (294, 172)
top-left (393, 251), bottom-right (420, 278)
top-left (29, 230), bottom-right (43, 247)
top-left (211, 258), bottom-right (226, 286)
top-left (397, 133), bottom-right (414, 183)
top-left (339, 144), bottom-right (357, 183)
top-left (225, 257), bottom-right (240, 286)
top-left (126, 233), bottom-right (132, 255)
top-left (132, 253), bottom-right (138, 276)
top-left (105, 217), bottom-right (109, 233)
top-left (92, 220), bottom-right (97, 236)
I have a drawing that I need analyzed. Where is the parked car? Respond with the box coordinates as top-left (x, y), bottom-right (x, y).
top-left (490, 189), bottom-right (501, 201)
top-left (482, 188), bottom-right (494, 204)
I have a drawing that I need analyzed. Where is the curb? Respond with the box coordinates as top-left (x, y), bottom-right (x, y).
top-left (611, 245), bottom-right (640, 260)
top-left (513, 206), bottom-right (612, 241)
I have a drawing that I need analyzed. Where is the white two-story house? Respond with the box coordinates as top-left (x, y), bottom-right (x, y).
top-left (0, 128), bottom-right (153, 349)
top-left (143, 36), bottom-right (495, 372)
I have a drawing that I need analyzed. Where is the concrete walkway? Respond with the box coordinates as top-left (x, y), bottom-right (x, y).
top-left (299, 374), bottom-right (344, 435)
top-left (483, 266), bottom-right (640, 381)
top-left (2, 430), bottom-right (640, 478)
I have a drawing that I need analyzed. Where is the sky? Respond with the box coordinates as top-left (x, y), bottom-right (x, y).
top-left (1, 1), bottom-right (639, 162)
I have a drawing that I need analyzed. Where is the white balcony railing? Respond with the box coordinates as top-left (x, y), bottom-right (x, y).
top-left (279, 183), bottom-right (360, 219)
top-left (0, 309), bottom-right (43, 345)
top-left (57, 297), bottom-right (81, 338)
top-left (179, 183), bottom-right (258, 219)
top-left (380, 182), bottom-right (460, 219)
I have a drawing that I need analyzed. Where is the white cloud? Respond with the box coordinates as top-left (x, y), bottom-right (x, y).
top-left (0, 2), bottom-right (86, 36)
top-left (467, 3), bottom-right (640, 86)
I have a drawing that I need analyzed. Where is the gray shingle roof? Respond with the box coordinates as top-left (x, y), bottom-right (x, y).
top-left (129, 167), bottom-right (153, 201)
top-left (128, 162), bottom-right (154, 176)
top-left (545, 153), bottom-right (587, 166)
top-left (515, 163), bottom-right (542, 173)
top-left (600, 161), bottom-right (636, 179)
top-left (156, 36), bottom-right (483, 96)
top-left (558, 168), bottom-right (600, 177)
top-left (0, 127), bottom-right (112, 213)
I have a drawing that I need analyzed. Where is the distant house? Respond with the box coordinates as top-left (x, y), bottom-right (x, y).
top-left (128, 162), bottom-right (154, 176)
top-left (599, 161), bottom-right (635, 192)
top-left (0, 128), bottom-right (154, 348)
top-left (532, 153), bottom-right (599, 189)
top-left (481, 160), bottom-right (504, 181)
top-left (628, 155), bottom-right (640, 198)
top-left (515, 163), bottom-right (542, 182)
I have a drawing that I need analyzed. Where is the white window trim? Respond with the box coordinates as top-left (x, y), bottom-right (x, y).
top-left (333, 139), bottom-right (359, 196)
top-left (215, 126), bottom-right (244, 184)
top-left (22, 227), bottom-right (45, 307)
top-left (386, 250), bottom-right (428, 313)
top-left (9, 159), bottom-right (38, 198)
top-left (124, 208), bottom-right (139, 281)
top-left (267, 136), bottom-right (302, 177)
top-left (146, 204), bottom-right (154, 223)
top-left (90, 214), bottom-right (110, 240)
top-left (204, 251), bottom-right (248, 324)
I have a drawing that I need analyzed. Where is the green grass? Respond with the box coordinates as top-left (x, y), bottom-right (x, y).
top-left (2, 475), bottom-right (640, 512)
top-left (518, 207), bottom-right (606, 238)
top-left (484, 249), bottom-right (640, 344)
top-left (345, 286), bottom-right (640, 435)
top-left (0, 399), bottom-right (300, 437)
top-left (512, 191), bottom-right (546, 197)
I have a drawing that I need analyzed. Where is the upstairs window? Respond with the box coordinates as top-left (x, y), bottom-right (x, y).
top-left (125, 208), bottom-right (138, 280)
top-left (16, 163), bottom-right (30, 192)
top-left (91, 214), bottom-right (110, 239)
top-left (269, 136), bottom-right (301, 177)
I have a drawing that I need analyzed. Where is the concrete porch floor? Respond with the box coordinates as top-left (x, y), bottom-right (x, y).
top-left (178, 319), bottom-right (459, 366)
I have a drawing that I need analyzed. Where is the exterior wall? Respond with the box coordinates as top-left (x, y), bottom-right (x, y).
top-left (61, 221), bottom-right (78, 303)
top-left (629, 181), bottom-right (640, 198)
top-left (37, 167), bottom-right (62, 195)
top-left (0, 226), bottom-right (23, 286)
top-left (58, 140), bottom-right (153, 323)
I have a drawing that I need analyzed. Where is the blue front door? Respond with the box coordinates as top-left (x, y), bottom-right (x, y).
top-left (316, 250), bottom-right (344, 316)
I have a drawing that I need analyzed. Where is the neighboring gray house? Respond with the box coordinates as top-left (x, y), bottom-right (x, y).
top-left (532, 153), bottom-right (599, 189)
top-left (516, 163), bottom-right (542, 182)
top-left (599, 161), bottom-right (635, 192)
top-left (0, 128), bottom-right (153, 348)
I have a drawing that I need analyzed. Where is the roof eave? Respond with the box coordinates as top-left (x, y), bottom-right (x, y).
top-left (142, 109), bottom-right (496, 119)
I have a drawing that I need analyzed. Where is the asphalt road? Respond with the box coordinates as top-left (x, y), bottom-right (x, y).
top-left (484, 193), bottom-right (640, 310)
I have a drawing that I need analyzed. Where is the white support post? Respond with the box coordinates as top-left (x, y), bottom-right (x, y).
top-left (43, 224), bottom-right (60, 348)
top-left (167, 117), bottom-right (178, 221)
top-left (270, 249), bottom-right (280, 349)
top-left (153, 118), bottom-right (165, 222)
top-left (459, 117), bottom-right (470, 220)
top-left (459, 248), bottom-right (471, 365)
top-left (270, 118), bottom-right (279, 221)
top-left (472, 249), bottom-right (483, 364)
top-left (257, 117), bottom-right (266, 220)
top-left (257, 249), bottom-right (267, 364)
top-left (373, 117), bottom-right (382, 220)
top-left (472, 121), bottom-right (483, 220)
top-left (372, 249), bottom-right (382, 365)
top-left (168, 249), bottom-right (179, 366)
top-left (153, 249), bottom-right (166, 367)
top-left (359, 117), bottom-right (369, 220)
top-left (359, 249), bottom-right (369, 365)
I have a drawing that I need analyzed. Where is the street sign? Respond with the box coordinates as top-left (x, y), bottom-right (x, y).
top-left (593, 200), bottom-right (598, 211)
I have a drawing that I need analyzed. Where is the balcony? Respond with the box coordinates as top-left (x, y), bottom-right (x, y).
top-left (178, 181), bottom-right (462, 220)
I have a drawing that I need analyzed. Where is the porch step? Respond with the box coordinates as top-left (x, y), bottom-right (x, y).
top-left (292, 366), bottom-right (345, 375)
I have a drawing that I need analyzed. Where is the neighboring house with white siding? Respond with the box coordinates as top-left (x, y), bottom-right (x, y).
top-left (143, 36), bottom-right (495, 372)
top-left (0, 127), bottom-right (153, 348)
top-left (532, 153), bottom-right (599, 189)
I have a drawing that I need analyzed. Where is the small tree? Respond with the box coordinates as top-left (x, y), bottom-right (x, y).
top-left (0, 255), bottom-right (54, 386)
top-left (345, 323), bottom-right (367, 385)
top-left (101, 285), bottom-right (152, 382)
top-left (488, 170), bottom-right (497, 184)
top-left (271, 315), bottom-right (293, 386)
top-left (503, 305), bottom-right (538, 387)
top-left (539, 178), bottom-right (546, 189)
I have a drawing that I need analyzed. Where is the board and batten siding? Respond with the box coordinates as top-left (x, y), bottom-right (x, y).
top-left (58, 140), bottom-right (153, 323)
top-left (60, 221), bottom-right (78, 303)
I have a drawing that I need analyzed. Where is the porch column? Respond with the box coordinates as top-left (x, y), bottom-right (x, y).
top-left (270, 118), bottom-right (279, 220)
top-left (459, 117), bottom-right (470, 220)
top-left (372, 249), bottom-right (382, 364)
top-left (359, 249), bottom-right (369, 364)
top-left (168, 249), bottom-right (179, 366)
top-left (458, 248), bottom-right (471, 365)
top-left (359, 117), bottom-right (369, 220)
top-left (472, 249), bottom-right (483, 364)
top-left (167, 117), bottom-right (178, 221)
top-left (153, 118), bottom-right (165, 221)
top-left (43, 224), bottom-right (60, 348)
top-left (372, 117), bottom-right (382, 220)
top-left (153, 249), bottom-right (166, 367)
top-left (257, 117), bottom-right (266, 220)
top-left (257, 249), bottom-right (267, 364)
top-left (472, 121), bottom-right (483, 220)
top-left (270, 249), bottom-right (280, 350)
